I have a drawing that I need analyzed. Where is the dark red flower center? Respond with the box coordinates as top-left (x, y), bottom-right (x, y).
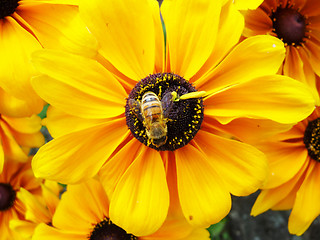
top-left (271, 7), bottom-right (307, 46)
top-left (304, 118), bottom-right (320, 162)
top-left (89, 218), bottom-right (137, 240)
top-left (0, 183), bottom-right (16, 211)
top-left (0, 0), bottom-right (20, 19)
top-left (125, 73), bottom-right (204, 151)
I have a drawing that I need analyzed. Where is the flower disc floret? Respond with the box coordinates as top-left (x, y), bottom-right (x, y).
top-left (304, 118), bottom-right (320, 162)
top-left (0, 0), bottom-right (19, 19)
top-left (125, 73), bottom-right (204, 151)
top-left (271, 6), bottom-right (307, 46)
top-left (0, 183), bottom-right (16, 211)
top-left (89, 218), bottom-right (137, 240)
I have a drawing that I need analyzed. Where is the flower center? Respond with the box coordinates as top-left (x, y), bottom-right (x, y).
top-left (89, 218), bottom-right (137, 240)
top-left (125, 73), bottom-right (204, 151)
top-left (271, 7), bottom-right (307, 46)
top-left (0, 183), bottom-right (16, 211)
top-left (304, 118), bottom-right (320, 162)
top-left (0, 0), bottom-right (20, 19)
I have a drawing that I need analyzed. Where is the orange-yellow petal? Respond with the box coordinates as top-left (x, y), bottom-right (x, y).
top-left (53, 178), bottom-right (109, 234)
top-left (99, 138), bottom-right (142, 197)
top-left (194, 130), bottom-right (267, 196)
top-left (175, 144), bottom-right (231, 227)
top-left (31, 50), bottom-right (127, 119)
top-left (288, 161), bottom-right (320, 236)
top-left (43, 106), bottom-right (105, 138)
top-left (161, 0), bottom-right (222, 79)
top-left (32, 118), bottom-right (129, 184)
top-left (251, 159), bottom-right (308, 216)
top-left (194, 35), bottom-right (285, 94)
top-left (32, 223), bottom-right (86, 240)
top-left (80, 0), bottom-right (158, 80)
top-left (0, 17), bottom-right (44, 115)
top-left (204, 75), bottom-right (315, 124)
top-left (109, 147), bottom-right (169, 236)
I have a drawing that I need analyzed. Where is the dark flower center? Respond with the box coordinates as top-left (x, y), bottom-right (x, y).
top-left (304, 118), bottom-right (320, 162)
top-left (0, 0), bottom-right (20, 19)
top-left (125, 73), bottom-right (204, 151)
top-left (89, 218), bottom-right (137, 240)
top-left (0, 183), bottom-right (16, 211)
top-left (271, 7), bottom-right (307, 46)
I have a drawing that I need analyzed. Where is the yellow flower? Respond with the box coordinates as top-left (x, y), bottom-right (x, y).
top-left (242, 0), bottom-right (320, 104)
top-left (32, 178), bottom-right (209, 240)
top-left (251, 106), bottom-right (320, 236)
top-left (0, 160), bottom-right (41, 240)
top-left (0, 0), bottom-right (78, 116)
top-left (0, 114), bottom-right (44, 173)
top-left (31, 0), bottom-right (315, 235)
top-left (9, 180), bottom-right (61, 240)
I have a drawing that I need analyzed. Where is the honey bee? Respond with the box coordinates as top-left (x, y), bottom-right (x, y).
top-left (129, 91), bottom-right (174, 147)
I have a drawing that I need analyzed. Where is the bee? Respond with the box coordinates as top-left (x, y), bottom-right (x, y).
top-left (129, 91), bottom-right (175, 147)
top-left (129, 90), bottom-right (207, 148)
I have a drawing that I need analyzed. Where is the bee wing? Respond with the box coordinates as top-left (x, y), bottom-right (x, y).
top-left (161, 91), bottom-right (174, 119)
top-left (128, 99), bottom-right (144, 122)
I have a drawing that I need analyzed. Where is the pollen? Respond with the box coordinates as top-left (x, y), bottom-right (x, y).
top-left (0, 183), bottom-right (16, 211)
top-left (88, 218), bottom-right (137, 240)
top-left (125, 73), bottom-right (204, 151)
top-left (0, 0), bottom-right (20, 19)
top-left (304, 118), bottom-right (320, 162)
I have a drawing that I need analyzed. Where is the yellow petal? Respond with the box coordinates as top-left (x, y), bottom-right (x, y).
top-left (242, 7), bottom-right (272, 37)
top-left (53, 179), bottom-right (109, 234)
top-left (3, 115), bottom-right (42, 134)
top-left (43, 106), bottom-right (105, 138)
top-left (17, 188), bottom-right (51, 223)
top-left (251, 159), bottom-right (308, 216)
top-left (80, 0), bottom-right (158, 80)
top-left (17, 3), bottom-right (78, 49)
top-left (110, 147), bottom-right (169, 236)
top-left (191, 1), bottom-right (244, 82)
top-left (32, 223), bottom-right (84, 240)
top-left (195, 35), bottom-right (285, 94)
top-left (0, 88), bottom-right (41, 118)
top-left (9, 220), bottom-right (36, 239)
top-left (161, 0), bottom-right (222, 79)
top-left (182, 228), bottom-right (210, 240)
top-left (99, 138), bottom-right (143, 198)
top-left (204, 75), bottom-right (315, 124)
top-left (259, 142), bottom-right (308, 189)
top-left (41, 183), bottom-right (60, 217)
top-left (194, 130), bottom-right (267, 196)
top-left (288, 161), bottom-right (320, 236)
top-left (32, 118), bottom-right (129, 184)
top-left (31, 50), bottom-right (127, 119)
top-left (175, 144), bottom-right (231, 227)
top-left (0, 17), bottom-right (44, 114)
top-left (233, 0), bottom-right (263, 10)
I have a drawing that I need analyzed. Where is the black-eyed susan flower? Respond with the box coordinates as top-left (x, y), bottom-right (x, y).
top-left (9, 180), bottom-right (61, 239)
top-left (0, 113), bottom-right (44, 173)
top-left (0, 160), bottom-right (41, 240)
top-left (250, 106), bottom-right (320, 236)
top-left (0, 0), bottom-right (78, 116)
top-left (32, 178), bottom-right (210, 240)
top-left (242, 0), bottom-right (320, 104)
top-left (31, 0), bottom-right (315, 235)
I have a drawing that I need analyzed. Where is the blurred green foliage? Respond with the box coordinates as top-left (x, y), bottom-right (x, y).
top-left (208, 218), bottom-right (232, 240)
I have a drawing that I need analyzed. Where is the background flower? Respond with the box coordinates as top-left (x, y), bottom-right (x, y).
top-left (0, 0), bottom-right (79, 116)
